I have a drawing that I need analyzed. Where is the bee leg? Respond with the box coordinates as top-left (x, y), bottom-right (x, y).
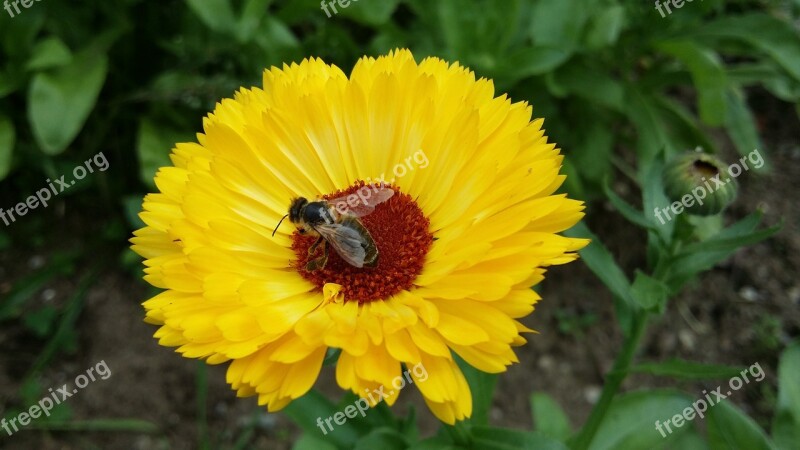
top-left (308, 236), bottom-right (323, 256)
top-left (306, 241), bottom-right (330, 271)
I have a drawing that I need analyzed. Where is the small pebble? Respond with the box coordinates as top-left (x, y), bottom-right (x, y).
top-left (739, 286), bottom-right (760, 302)
top-left (584, 386), bottom-right (601, 405)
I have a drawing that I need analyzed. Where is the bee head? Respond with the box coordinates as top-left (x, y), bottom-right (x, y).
top-left (289, 197), bottom-right (308, 224)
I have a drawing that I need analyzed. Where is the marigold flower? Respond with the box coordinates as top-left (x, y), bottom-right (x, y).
top-left (131, 49), bottom-right (587, 424)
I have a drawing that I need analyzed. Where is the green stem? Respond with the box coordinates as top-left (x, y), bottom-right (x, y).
top-left (570, 313), bottom-right (648, 450)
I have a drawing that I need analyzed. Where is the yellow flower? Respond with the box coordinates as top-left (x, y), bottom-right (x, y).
top-left (131, 49), bottom-right (587, 424)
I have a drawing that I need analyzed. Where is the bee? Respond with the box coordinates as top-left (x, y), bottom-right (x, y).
top-left (272, 185), bottom-right (394, 271)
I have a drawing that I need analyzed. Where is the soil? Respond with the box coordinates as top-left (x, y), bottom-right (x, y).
top-left (0, 92), bottom-right (797, 449)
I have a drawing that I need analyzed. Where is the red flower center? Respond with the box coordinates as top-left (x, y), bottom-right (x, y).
top-left (291, 182), bottom-right (432, 303)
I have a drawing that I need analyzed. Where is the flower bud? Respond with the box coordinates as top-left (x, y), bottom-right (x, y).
top-left (662, 151), bottom-right (738, 216)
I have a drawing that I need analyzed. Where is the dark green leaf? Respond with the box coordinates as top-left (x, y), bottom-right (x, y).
top-left (630, 359), bottom-right (745, 380)
top-left (471, 427), bottom-right (569, 450)
top-left (237, 0), bottom-right (272, 43)
top-left (656, 41), bottom-right (727, 126)
top-left (28, 52), bottom-right (108, 155)
top-left (407, 437), bottom-right (464, 450)
top-left (652, 95), bottom-right (717, 154)
top-left (341, 0), bottom-right (401, 26)
top-left (293, 434), bottom-right (338, 450)
top-left (553, 62), bottom-right (625, 112)
top-left (603, 182), bottom-right (652, 229)
top-left (283, 390), bottom-right (361, 449)
top-left (725, 88), bottom-right (765, 164)
top-left (531, 393), bottom-right (571, 442)
top-left (529, 0), bottom-right (587, 53)
top-left (773, 342), bottom-right (800, 450)
top-left (26, 37), bottom-right (73, 71)
top-left (584, 5), bottom-right (626, 49)
top-left (707, 400), bottom-right (776, 450)
top-left (588, 390), bottom-right (693, 450)
top-left (136, 120), bottom-right (191, 189)
top-left (688, 14), bottom-right (800, 82)
top-left (0, 114), bottom-right (14, 180)
top-left (22, 306), bottom-right (60, 338)
top-left (630, 271), bottom-right (669, 312)
top-left (187, 0), bottom-right (237, 34)
top-left (564, 223), bottom-right (636, 311)
top-left (354, 427), bottom-right (408, 450)
top-left (491, 47), bottom-right (570, 85)
top-left (665, 213), bottom-right (780, 289)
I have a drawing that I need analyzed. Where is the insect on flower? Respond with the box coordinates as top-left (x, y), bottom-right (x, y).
top-left (272, 185), bottom-right (395, 271)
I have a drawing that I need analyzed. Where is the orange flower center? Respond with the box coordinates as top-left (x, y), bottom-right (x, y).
top-left (291, 182), bottom-right (433, 303)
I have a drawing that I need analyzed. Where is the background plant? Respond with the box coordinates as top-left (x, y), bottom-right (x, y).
top-left (0, 0), bottom-right (798, 448)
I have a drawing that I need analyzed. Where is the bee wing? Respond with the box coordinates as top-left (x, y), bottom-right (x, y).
top-left (328, 186), bottom-right (395, 218)
top-left (314, 223), bottom-right (367, 268)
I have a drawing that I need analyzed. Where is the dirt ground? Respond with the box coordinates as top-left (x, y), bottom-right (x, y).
top-left (0, 92), bottom-right (797, 449)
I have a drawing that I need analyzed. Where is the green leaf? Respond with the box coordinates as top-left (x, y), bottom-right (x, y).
top-left (573, 118), bottom-right (614, 184)
top-left (293, 434), bottom-right (338, 450)
top-left (530, 393), bottom-right (571, 442)
top-left (553, 62), bottom-right (625, 112)
top-left (665, 212), bottom-right (781, 289)
top-left (565, 223), bottom-right (636, 311)
top-left (237, 0), bottom-right (271, 43)
top-left (407, 437), bottom-right (463, 450)
top-left (354, 427), bottom-right (408, 450)
top-left (187, 0), bottom-right (237, 34)
top-left (652, 95), bottom-right (717, 155)
top-left (773, 342), bottom-right (800, 450)
top-left (688, 13), bottom-right (800, 82)
top-left (630, 359), bottom-right (745, 380)
top-left (28, 51), bottom-right (108, 155)
top-left (455, 355), bottom-right (496, 426)
top-left (588, 390), bottom-right (693, 450)
top-left (625, 88), bottom-right (669, 166)
top-left (26, 37), bottom-right (73, 71)
top-left (707, 400), bottom-right (777, 450)
top-left (484, 47), bottom-right (569, 87)
top-left (630, 271), bottom-right (669, 312)
top-left (341, 0), bottom-right (401, 26)
top-left (471, 427), bottom-right (569, 450)
top-left (725, 88), bottom-right (765, 164)
top-left (656, 41), bottom-right (727, 126)
top-left (529, 0), bottom-right (587, 53)
top-left (584, 5), bottom-right (626, 49)
top-left (670, 428), bottom-right (710, 450)
top-left (136, 120), bottom-right (191, 189)
top-left (283, 390), bottom-right (361, 449)
top-left (22, 306), bottom-right (60, 338)
top-left (0, 114), bottom-right (14, 180)
top-left (603, 182), bottom-right (652, 229)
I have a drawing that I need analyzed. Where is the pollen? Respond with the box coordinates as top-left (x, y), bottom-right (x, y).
top-left (291, 182), bottom-right (433, 303)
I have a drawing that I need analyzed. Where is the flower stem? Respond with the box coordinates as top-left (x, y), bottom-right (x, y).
top-left (570, 312), bottom-right (648, 450)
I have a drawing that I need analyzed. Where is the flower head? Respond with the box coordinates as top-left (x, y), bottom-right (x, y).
top-left (131, 49), bottom-right (587, 423)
